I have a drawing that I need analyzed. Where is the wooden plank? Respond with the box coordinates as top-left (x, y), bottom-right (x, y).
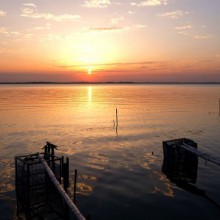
top-left (180, 143), bottom-right (220, 166)
top-left (38, 154), bottom-right (86, 220)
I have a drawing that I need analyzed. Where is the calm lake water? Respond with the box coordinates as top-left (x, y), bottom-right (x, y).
top-left (0, 84), bottom-right (220, 220)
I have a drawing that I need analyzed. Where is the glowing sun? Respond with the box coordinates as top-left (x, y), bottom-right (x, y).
top-left (88, 66), bottom-right (92, 75)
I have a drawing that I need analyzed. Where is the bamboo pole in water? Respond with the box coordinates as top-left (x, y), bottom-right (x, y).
top-left (116, 108), bottom-right (118, 127)
top-left (219, 98), bottom-right (220, 116)
top-left (38, 154), bottom-right (86, 220)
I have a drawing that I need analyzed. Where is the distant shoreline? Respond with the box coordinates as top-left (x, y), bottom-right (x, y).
top-left (1, 81), bottom-right (220, 85)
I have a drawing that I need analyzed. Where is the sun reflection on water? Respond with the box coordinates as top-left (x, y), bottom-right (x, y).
top-left (88, 86), bottom-right (92, 103)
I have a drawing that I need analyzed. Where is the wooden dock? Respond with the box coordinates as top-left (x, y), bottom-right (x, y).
top-left (15, 142), bottom-right (86, 220)
top-left (162, 138), bottom-right (220, 208)
top-left (163, 138), bottom-right (220, 167)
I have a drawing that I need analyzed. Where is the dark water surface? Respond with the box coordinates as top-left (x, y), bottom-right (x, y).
top-left (0, 84), bottom-right (220, 219)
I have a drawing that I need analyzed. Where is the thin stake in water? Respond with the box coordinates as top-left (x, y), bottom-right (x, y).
top-left (219, 98), bottom-right (220, 116)
top-left (73, 169), bottom-right (77, 204)
top-left (116, 108), bottom-right (118, 127)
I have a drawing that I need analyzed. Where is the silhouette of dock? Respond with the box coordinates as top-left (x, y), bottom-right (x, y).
top-left (163, 138), bottom-right (220, 167)
top-left (15, 142), bottom-right (86, 220)
top-left (162, 138), bottom-right (220, 209)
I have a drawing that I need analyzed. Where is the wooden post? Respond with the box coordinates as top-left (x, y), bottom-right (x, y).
top-left (15, 157), bottom-right (19, 216)
top-left (219, 98), bottom-right (220, 116)
top-left (44, 144), bottom-right (48, 160)
top-left (66, 157), bottom-right (69, 188)
top-left (73, 169), bottom-right (78, 204)
top-left (116, 108), bottom-right (118, 127)
top-left (52, 150), bottom-right (55, 173)
top-left (15, 157), bottom-right (17, 193)
top-left (63, 157), bottom-right (69, 192)
top-left (115, 108), bottom-right (119, 136)
top-left (51, 146), bottom-right (54, 157)
top-left (26, 162), bottom-right (31, 219)
top-left (61, 156), bottom-right (64, 177)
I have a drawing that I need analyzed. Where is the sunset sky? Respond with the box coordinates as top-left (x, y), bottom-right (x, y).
top-left (0, 0), bottom-right (220, 82)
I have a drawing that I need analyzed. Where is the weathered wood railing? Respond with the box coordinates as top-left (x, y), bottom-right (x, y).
top-left (180, 142), bottom-right (220, 166)
top-left (38, 154), bottom-right (86, 220)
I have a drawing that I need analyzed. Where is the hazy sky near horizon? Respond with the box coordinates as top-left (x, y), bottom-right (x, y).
top-left (0, 0), bottom-right (220, 82)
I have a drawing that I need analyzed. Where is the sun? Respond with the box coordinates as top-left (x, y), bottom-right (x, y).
top-left (87, 66), bottom-right (92, 75)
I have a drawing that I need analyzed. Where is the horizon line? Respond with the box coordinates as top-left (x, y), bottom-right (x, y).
top-left (1, 81), bottom-right (220, 85)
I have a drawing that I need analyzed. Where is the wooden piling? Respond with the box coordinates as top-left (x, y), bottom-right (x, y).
top-left (15, 157), bottom-right (19, 216)
top-left (73, 169), bottom-right (78, 204)
top-left (219, 98), bottom-right (220, 116)
top-left (66, 157), bottom-right (69, 188)
top-left (63, 157), bottom-right (69, 192)
top-left (61, 156), bottom-right (64, 173)
top-left (116, 108), bottom-right (118, 127)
